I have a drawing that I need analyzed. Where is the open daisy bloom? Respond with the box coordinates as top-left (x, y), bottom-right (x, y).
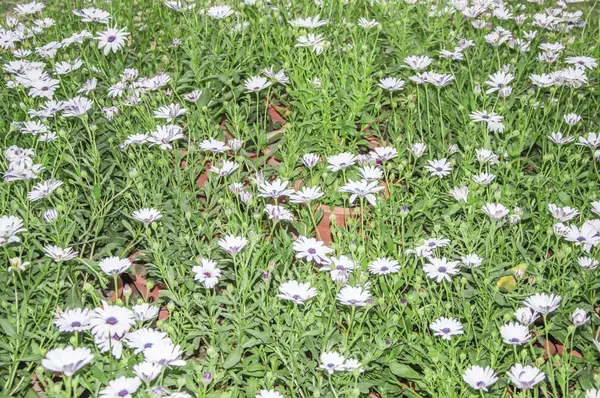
top-left (41, 346), bottom-right (94, 376)
top-left (430, 317), bottom-right (464, 340)
top-left (192, 258), bottom-right (222, 288)
top-left (96, 26), bottom-right (129, 55)
top-left (462, 365), bottom-right (498, 391)
top-left (277, 280), bottom-right (318, 305)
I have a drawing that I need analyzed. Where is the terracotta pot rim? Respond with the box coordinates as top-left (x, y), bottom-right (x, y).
top-left (317, 203), bottom-right (362, 215)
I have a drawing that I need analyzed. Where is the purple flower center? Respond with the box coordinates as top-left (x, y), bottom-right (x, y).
top-left (381, 266), bottom-right (389, 271)
top-left (428, 241), bottom-right (436, 247)
top-left (71, 321), bottom-right (81, 327)
top-left (292, 294), bottom-right (300, 300)
top-left (308, 248), bottom-right (316, 254)
top-left (107, 35), bottom-right (117, 43)
top-left (203, 272), bottom-right (212, 278)
top-left (106, 316), bottom-right (118, 325)
top-left (435, 167), bottom-right (443, 172)
top-left (476, 381), bottom-right (486, 388)
top-left (336, 265), bottom-right (345, 270)
top-left (442, 327), bottom-right (451, 334)
top-left (327, 363), bottom-right (335, 368)
top-left (118, 389), bottom-right (129, 397)
top-left (510, 338), bottom-right (519, 343)
top-left (576, 236), bottom-right (585, 242)
top-left (438, 266), bottom-right (447, 273)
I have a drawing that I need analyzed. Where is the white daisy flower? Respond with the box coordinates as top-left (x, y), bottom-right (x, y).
top-left (368, 258), bottom-right (400, 275)
top-left (43, 245), bottom-right (78, 262)
top-left (41, 346), bottom-right (94, 377)
top-left (54, 308), bottom-right (92, 332)
top-left (132, 208), bottom-right (162, 225)
top-left (99, 376), bottom-right (141, 398)
top-left (423, 257), bottom-right (460, 283)
top-left (132, 303), bottom-right (160, 322)
top-left (218, 234), bottom-right (248, 255)
top-left (90, 302), bottom-right (135, 337)
top-left (98, 257), bottom-right (131, 276)
top-left (430, 317), bottom-right (463, 340)
top-left (318, 351), bottom-right (346, 374)
top-left (336, 284), bottom-right (371, 306)
top-left (462, 365), bottom-right (498, 391)
top-left (192, 258), bottom-right (222, 288)
top-left (500, 322), bottom-right (531, 345)
top-left (277, 280), bottom-right (318, 305)
top-left (523, 293), bottom-right (561, 314)
top-left (96, 26), bottom-right (129, 55)
top-left (293, 236), bottom-right (333, 265)
top-left (507, 364), bottom-right (545, 390)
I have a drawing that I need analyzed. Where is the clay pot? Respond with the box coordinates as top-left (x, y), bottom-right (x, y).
top-left (195, 162), bottom-right (212, 189)
top-left (247, 147), bottom-right (280, 167)
top-left (554, 343), bottom-right (583, 358)
top-left (31, 373), bottom-right (44, 393)
top-left (265, 102), bottom-right (289, 144)
top-left (267, 103), bottom-right (287, 126)
top-left (293, 179), bottom-right (377, 245)
top-left (266, 126), bottom-right (286, 142)
top-left (218, 119), bottom-right (234, 140)
top-left (542, 339), bottom-right (558, 357)
top-left (316, 204), bottom-right (362, 246)
top-left (172, 149), bottom-right (188, 168)
top-left (542, 340), bottom-right (583, 359)
top-left (110, 277), bottom-right (124, 302)
top-left (126, 271), bottom-right (169, 320)
top-left (364, 135), bottom-right (383, 148)
top-left (109, 252), bottom-right (169, 320)
top-left (173, 149), bottom-right (211, 189)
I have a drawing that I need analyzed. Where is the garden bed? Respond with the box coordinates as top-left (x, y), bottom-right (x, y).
top-left (1, 0), bottom-right (600, 397)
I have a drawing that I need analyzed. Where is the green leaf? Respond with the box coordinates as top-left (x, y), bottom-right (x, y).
top-left (160, 289), bottom-right (183, 306)
top-left (302, 329), bottom-right (323, 338)
top-left (65, 285), bottom-right (82, 309)
top-left (18, 354), bottom-right (42, 362)
top-left (0, 319), bottom-right (16, 338)
top-left (246, 329), bottom-right (271, 344)
top-left (388, 362), bottom-right (422, 380)
top-left (93, 184), bottom-right (102, 201)
top-left (242, 338), bottom-right (263, 349)
top-left (223, 347), bottom-right (243, 369)
top-left (24, 390), bottom-right (39, 398)
top-left (91, 363), bottom-right (109, 384)
top-left (242, 364), bottom-right (265, 377)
